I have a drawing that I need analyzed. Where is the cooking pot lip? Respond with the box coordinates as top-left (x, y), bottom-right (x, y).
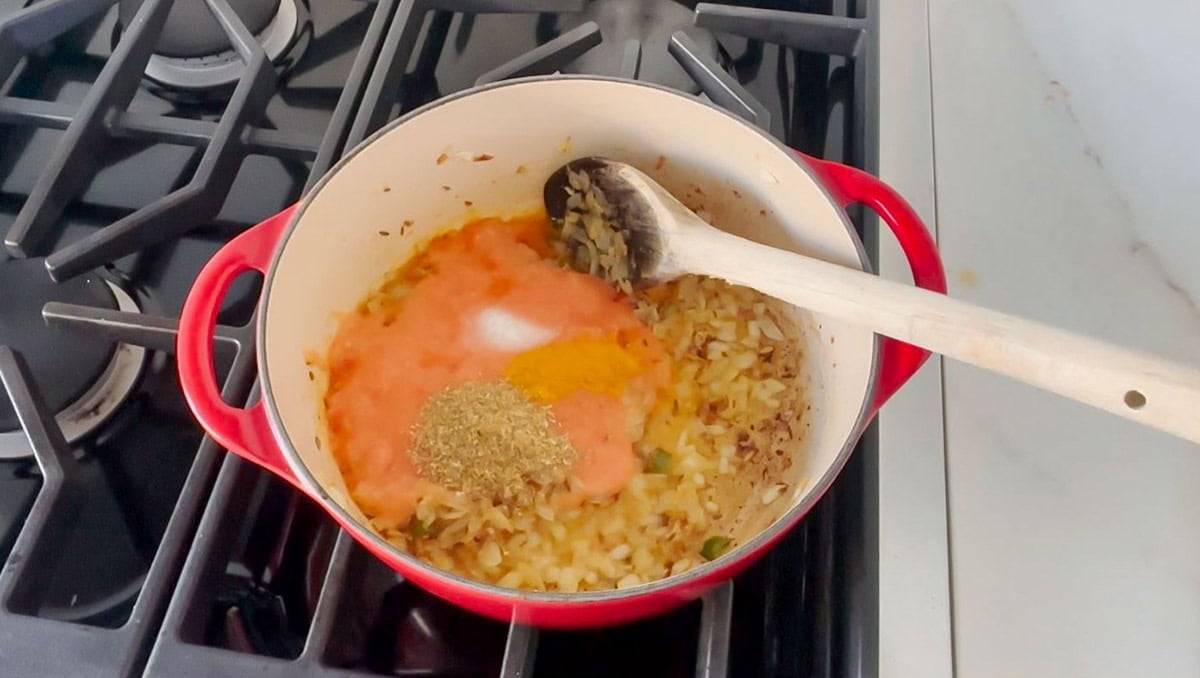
top-left (257, 74), bottom-right (880, 603)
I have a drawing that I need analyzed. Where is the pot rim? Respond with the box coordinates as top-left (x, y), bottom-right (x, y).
top-left (256, 74), bottom-right (881, 603)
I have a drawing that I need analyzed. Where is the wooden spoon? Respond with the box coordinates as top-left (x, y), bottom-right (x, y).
top-left (543, 157), bottom-right (1200, 444)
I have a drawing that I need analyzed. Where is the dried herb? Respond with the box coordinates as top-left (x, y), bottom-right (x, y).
top-left (411, 381), bottom-right (575, 500)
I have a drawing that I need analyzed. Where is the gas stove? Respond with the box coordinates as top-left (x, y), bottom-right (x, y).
top-left (0, 1), bottom-right (878, 676)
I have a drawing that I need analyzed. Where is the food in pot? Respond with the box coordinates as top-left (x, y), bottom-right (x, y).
top-left (321, 213), bottom-right (809, 592)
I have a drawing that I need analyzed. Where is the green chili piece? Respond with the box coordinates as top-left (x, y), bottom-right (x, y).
top-left (700, 536), bottom-right (732, 561)
top-left (647, 448), bottom-right (671, 474)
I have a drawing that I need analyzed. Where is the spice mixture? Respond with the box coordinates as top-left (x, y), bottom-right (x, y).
top-left (322, 211), bottom-right (809, 592)
top-left (322, 214), bottom-right (667, 528)
top-left (504, 336), bottom-right (642, 402)
top-left (410, 381), bottom-right (575, 501)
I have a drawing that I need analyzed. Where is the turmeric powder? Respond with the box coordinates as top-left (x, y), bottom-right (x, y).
top-left (505, 337), bottom-right (642, 402)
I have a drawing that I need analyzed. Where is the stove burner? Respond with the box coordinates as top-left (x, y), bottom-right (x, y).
top-left (0, 261), bottom-right (146, 458)
top-left (117, 0), bottom-right (310, 93)
top-left (564, 0), bottom-right (721, 92)
top-left (0, 260), bottom-right (116, 429)
top-left (122, 0), bottom-right (280, 58)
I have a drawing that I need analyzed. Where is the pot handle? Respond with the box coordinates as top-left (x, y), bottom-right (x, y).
top-left (178, 204), bottom-right (300, 484)
top-left (799, 155), bottom-right (948, 414)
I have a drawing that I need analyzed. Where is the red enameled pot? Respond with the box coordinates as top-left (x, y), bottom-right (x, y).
top-left (177, 76), bottom-right (945, 628)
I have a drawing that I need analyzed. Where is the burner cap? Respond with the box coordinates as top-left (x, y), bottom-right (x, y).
top-left (119, 0), bottom-right (280, 58)
top-left (0, 259), bottom-right (118, 433)
top-left (117, 0), bottom-right (309, 93)
top-left (563, 0), bottom-right (720, 93)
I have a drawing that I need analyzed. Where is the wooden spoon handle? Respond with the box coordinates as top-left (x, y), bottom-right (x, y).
top-left (673, 227), bottom-right (1200, 444)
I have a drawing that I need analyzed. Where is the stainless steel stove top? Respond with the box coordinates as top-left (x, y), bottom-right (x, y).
top-left (0, 1), bottom-right (879, 675)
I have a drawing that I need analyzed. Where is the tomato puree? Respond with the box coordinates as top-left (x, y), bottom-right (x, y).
top-left (324, 215), bottom-right (669, 528)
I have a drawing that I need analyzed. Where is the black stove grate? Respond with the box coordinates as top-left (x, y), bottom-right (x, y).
top-left (6, 0), bottom-right (271, 279)
top-left (0, 0), bottom-right (387, 675)
top-left (0, 1), bottom-right (879, 676)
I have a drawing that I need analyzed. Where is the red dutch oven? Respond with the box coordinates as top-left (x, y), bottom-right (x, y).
top-left (177, 76), bottom-right (945, 628)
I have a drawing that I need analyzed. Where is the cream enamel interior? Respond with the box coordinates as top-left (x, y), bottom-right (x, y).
top-left (260, 78), bottom-right (874, 574)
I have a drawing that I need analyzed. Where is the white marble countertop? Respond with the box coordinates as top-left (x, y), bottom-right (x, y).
top-left (877, 1), bottom-right (1200, 676)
